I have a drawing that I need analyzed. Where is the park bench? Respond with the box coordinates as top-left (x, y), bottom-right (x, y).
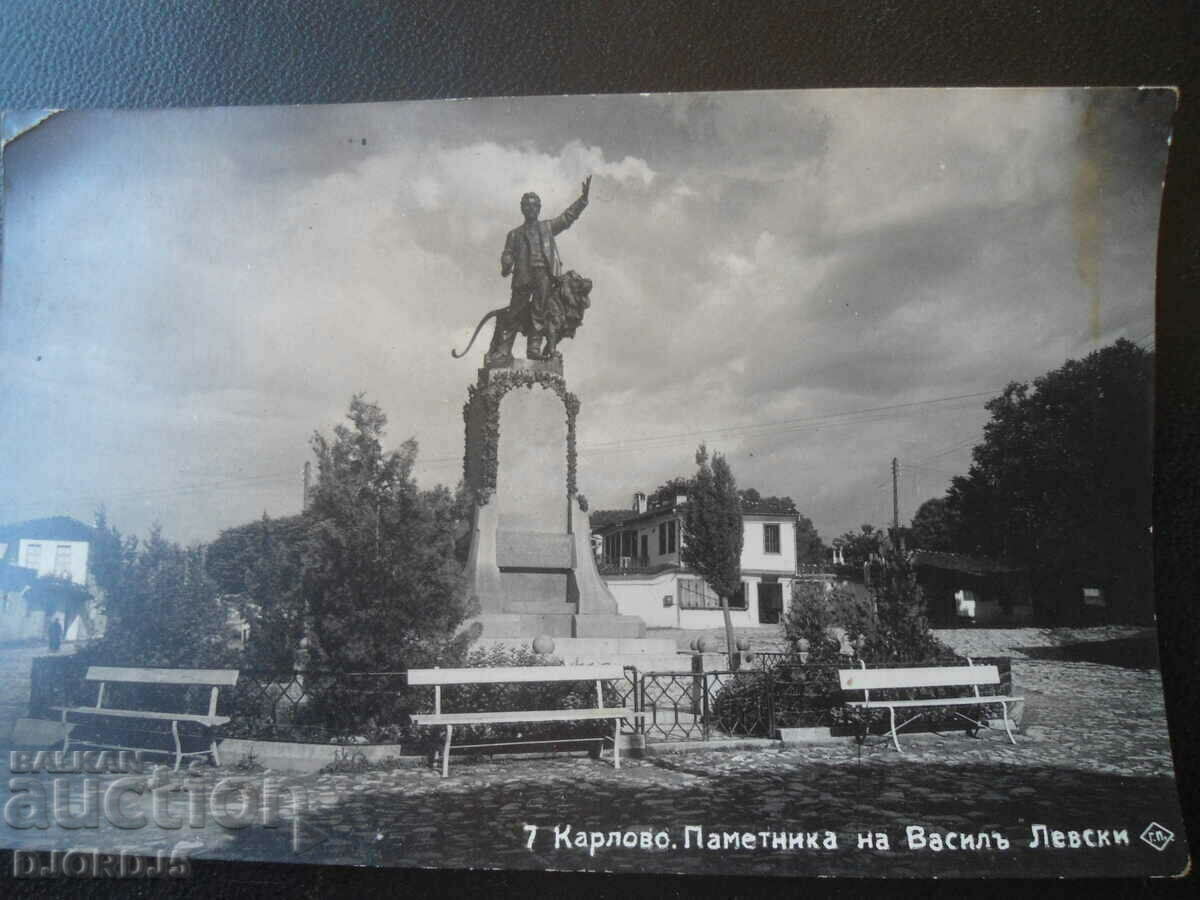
top-left (838, 659), bottom-right (1022, 753)
top-left (53, 666), bottom-right (240, 770)
top-left (408, 664), bottom-right (642, 777)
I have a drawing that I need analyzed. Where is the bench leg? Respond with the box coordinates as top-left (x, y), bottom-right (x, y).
top-left (612, 719), bottom-right (621, 770)
top-left (61, 708), bottom-right (70, 754)
top-left (888, 706), bottom-right (903, 753)
top-left (1000, 701), bottom-right (1017, 745)
top-left (211, 735), bottom-right (221, 767)
top-left (172, 720), bottom-right (182, 772)
top-left (441, 726), bottom-right (453, 778)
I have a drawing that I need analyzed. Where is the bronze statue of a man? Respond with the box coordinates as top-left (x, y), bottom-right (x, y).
top-left (487, 176), bottom-right (591, 364)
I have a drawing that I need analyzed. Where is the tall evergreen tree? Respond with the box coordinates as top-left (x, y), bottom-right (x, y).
top-left (681, 444), bottom-right (743, 664)
top-left (303, 395), bottom-right (470, 671)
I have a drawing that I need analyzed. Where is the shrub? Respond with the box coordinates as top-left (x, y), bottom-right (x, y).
top-left (709, 670), bottom-right (771, 736)
top-left (784, 581), bottom-right (867, 662)
top-left (861, 548), bottom-right (957, 664)
top-left (775, 553), bottom-right (965, 735)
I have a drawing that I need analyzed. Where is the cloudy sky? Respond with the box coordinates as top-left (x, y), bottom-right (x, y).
top-left (0, 89), bottom-right (1173, 546)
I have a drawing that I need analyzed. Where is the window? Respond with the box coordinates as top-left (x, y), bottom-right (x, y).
top-left (24, 543), bottom-right (42, 570)
top-left (1082, 587), bottom-right (1106, 608)
top-left (668, 520), bottom-right (677, 554)
top-left (54, 545), bottom-right (72, 576)
top-left (658, 522), bottom-right (667, 556)
top-left (678, 578), bottom-right (747, 610)
top-left (763, 523), bottom-right (781, 554)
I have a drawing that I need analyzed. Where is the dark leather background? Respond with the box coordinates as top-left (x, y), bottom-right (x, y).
top-left (1, 3), bottom-right (1198, 897)
top-left (0, 1), bottom-right (1195, 107)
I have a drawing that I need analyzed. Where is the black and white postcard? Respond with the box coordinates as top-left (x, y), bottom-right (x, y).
top-left (0, 89), bottom-right (1185, 880)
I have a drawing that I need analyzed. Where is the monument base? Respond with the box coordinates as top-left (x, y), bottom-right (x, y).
top-left (460, 357), bottom-right (649, 647)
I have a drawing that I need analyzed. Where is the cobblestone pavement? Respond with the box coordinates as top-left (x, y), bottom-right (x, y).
top-left (0, 631), bottom-right (1187, 878)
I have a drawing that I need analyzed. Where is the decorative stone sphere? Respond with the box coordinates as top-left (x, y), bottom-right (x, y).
top-left (696, 636), bottom-right (713, 653)
top-left (743, 652), bottom-right (756, 664)
top-left (735, 637), bottom-right (751, 652)
top-left (797, 637), bottom-right (811, 652)
top-left (689, 638), bottom-right (700, 652)
top-left (532, 635), bottom-right (555, 655)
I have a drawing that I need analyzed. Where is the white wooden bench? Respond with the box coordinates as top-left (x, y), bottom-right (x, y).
top-left (53, 666), bottom-right (240, 770)
top-left (408, 665), bottom-right (642, 777)
top-left (838, 659), bottom-right (1022, 753)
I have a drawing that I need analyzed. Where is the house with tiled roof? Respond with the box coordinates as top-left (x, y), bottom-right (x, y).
top-left (591, 491), bottom-right (800, 629)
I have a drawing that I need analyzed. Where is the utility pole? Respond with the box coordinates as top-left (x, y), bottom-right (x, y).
top-left (302, 461), bottom-right (311, 510)
top-left (892, 456), bottom-right (900, 534)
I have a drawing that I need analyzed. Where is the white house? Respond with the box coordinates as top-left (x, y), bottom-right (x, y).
top-left (0, 517), bottom-right (105, 643)
top-left (592, 493), bottom-right (799, 629)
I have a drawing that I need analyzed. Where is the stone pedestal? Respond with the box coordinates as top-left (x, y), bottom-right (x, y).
top-left (461, 358), bottom-right (645, 640)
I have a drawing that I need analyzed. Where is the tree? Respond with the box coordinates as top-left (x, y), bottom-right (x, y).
top-left (680, 444), bottom-right (743, 664)
top-left (738, 489), bottom-right (798, 515)
top-left (909, 497), bottom-right (956, 551)
top-left (303, 395), bottom-right (471, 672)
top-left (944, 339), bottom-right (1152, 622)
top-left (648, 477), bottom-right (691, 509)
top-left (794, 514), bottom-right (827, 564)
top-left (208, 513), bottom-right (308, 670)
top-left (836, 524), bottom-right (882, 569)
top-left (85, 524), bottom-right (235, 668)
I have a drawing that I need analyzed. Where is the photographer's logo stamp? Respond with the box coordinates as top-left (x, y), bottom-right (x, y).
top-left (1139, 822), bottom-right (1174, 852)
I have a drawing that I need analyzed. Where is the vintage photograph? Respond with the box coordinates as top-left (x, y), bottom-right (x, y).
top-left (0, 88), bottom-right (1184, 878)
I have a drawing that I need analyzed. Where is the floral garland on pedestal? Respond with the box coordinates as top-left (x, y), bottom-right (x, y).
top-left (462, 367), bottom-right (579, 506)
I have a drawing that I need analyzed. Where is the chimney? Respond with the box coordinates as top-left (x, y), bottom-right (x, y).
top-left (633, 492), bottom-right (647, 514)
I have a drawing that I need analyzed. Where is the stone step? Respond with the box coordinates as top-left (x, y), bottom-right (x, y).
top-left (470, 613), bottom-right (646, 640)
top-left (504, 601), bottom-right (579, 614)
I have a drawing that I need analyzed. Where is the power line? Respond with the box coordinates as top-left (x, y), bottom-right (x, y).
top-left (5, 388), bottom-right (1001, 518)
top-left (577, 389), bottom-right (999, 453)
top-left (904, 462), bottom-right (966, 478)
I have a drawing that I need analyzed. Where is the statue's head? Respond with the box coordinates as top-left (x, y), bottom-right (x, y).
top-left (520, 192), bottom-right (541, 222)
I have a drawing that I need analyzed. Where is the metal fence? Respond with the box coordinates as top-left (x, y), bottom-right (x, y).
top-left (633, 656), bottom-right (1014, 742)
top-left (226, 669), bottom-right (411, 742)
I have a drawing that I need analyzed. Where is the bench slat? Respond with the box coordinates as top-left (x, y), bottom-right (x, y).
top-left (412, 707), bottom-right (634, 726)
top-left (839, 666), bottom-right (1000, 691)
top-left (52, 707), bottom-right (230, 725)
top-left (86, 667), bottom-right (239, 687)
top-left (846, 695), bottom-right (1022, 710)
top-left (407, 665), bottom-right (626, 686)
